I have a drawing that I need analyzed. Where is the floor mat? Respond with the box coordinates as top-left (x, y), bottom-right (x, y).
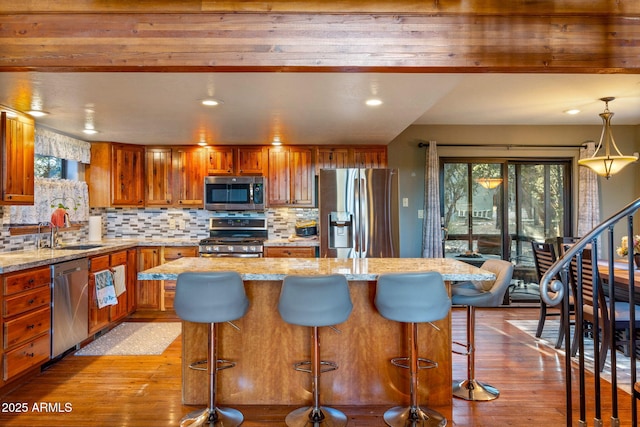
top-left (507, 319), bottom-right (633, 394)
top-left (75, 322), bottom-right (181, 356)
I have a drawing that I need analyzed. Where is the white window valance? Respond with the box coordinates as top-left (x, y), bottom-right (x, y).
top-left (35, 127), bottom-right (91, 164)
top-left (10, 177), bottom-right (89, 224)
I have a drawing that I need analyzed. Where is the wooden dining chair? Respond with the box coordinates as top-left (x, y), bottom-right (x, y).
top-left (565, 246), bottom-right (640, 371)
top-left (532, 241), bottom-right (573, 349)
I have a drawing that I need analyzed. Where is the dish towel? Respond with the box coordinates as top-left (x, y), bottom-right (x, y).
top-left (95, 269), bottom-right (118, 309)
top-left (111, 265), bottom-right (126, 297)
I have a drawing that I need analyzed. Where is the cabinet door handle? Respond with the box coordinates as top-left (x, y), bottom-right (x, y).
top-left (26, 352), bottom-right (35, 358)
top-left (26, 324), bottom-right (35, 330)
top-left (27, 298), bottom-right (35, 305)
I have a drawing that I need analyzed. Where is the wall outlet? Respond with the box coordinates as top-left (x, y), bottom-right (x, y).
top-left (178, 219), bottom-right (186, 230)
top-left (418, 209), bottom-right (424, 219)
top-left (402, 197), bottom-right (409, 207)
top-left (169, 218), bottom-right (176, 229)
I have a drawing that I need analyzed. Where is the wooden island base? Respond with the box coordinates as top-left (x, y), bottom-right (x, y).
top-left (182, 279), bottom-right (452, 419)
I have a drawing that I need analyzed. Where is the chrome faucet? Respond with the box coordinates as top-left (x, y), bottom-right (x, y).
top-left (37, 221), bottom-right (53, 248)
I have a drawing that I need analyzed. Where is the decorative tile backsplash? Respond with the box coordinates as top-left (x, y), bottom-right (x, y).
top-left (0, 206), bottom-right (319, 252)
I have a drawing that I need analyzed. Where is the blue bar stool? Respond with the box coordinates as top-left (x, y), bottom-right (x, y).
top-left (451, 259), bottom-right (513, 401)
top-left (174, 272), bottom-right (249, 427)
top-left (375, 272), bottom-right (451, 427)
top-left (278, 274), bottom-right (353, 427)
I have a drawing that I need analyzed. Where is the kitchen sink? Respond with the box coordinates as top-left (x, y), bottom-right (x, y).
top-left (57, 244), bottom-right (104, 250)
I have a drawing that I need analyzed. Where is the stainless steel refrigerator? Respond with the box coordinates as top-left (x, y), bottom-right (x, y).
top-left (319, 168), bottom-right (399, 258)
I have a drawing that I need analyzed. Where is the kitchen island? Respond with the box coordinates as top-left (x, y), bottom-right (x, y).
top-left (138, 257), bottom-right (495, 419)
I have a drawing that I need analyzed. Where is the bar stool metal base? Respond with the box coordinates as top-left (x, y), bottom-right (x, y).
top-left (383, 406), bottom-right (447, 427)
top-left (179, 406), bottom-right (244, 427)
top-left (285, 406), bottom-right (348, 427)
top-left (452, 378), bottom-right (499, 401)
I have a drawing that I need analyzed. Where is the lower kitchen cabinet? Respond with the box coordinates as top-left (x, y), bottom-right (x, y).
top-left (137, 246), bottom-right (198, 311)
top-left (161, 246), bottom-right (198, 311)
top-left (88, 250), bottom-right (135, 335)
top-left (264, 246), bottom-right (317, 258)
top-left (1, 266), bottom-right (51, 383)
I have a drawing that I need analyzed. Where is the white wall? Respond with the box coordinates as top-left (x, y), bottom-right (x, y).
top-left (388, 124), bottom-right (640, 257)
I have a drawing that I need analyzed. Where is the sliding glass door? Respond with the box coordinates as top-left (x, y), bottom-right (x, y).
top-left (442, 159), bottom-right (571, 269)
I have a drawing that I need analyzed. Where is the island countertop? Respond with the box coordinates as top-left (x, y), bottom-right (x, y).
top-left (137, 256), bottom-right (495, 281)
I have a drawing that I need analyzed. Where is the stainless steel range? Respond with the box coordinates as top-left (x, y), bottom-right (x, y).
top-left (199, 211), bottom-right (268, 257)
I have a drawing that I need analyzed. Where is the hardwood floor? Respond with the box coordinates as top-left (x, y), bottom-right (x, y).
top-left (0, 307), bottom-right (634, 426)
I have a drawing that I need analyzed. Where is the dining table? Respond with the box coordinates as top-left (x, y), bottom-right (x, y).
top-left (598, 259), bottom-right (640, 304)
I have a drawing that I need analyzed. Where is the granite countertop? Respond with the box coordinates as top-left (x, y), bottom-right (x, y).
top-left (264, 236), bottom-right (319, 247)
top-left (0, 238), bottom-right (201, 273)
top-left (137, 257), bottom-right (495, 282)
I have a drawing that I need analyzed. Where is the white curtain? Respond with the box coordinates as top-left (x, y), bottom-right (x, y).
top-left (422, 141), bottom-right (443, 257)
top-left (577, 141), bottom-right (600, 237)
top-left (10, 178), bottom-right (89, 224)
top-left (35, 127), bottom-right (91, 163)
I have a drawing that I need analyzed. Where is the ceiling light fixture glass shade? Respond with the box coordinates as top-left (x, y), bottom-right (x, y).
top-left (578, 97), bottom-right (639, 179)
top-left (475, 177), bottom-right (503, 189)
top-left (27, 110), bottom-right (49, 117)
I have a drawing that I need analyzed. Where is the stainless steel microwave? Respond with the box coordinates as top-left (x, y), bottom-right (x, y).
top-left (204, 176), bottom-right (266, 211)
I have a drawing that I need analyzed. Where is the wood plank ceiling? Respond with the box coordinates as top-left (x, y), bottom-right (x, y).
top-left (1, 1), bottom-right (640, 73)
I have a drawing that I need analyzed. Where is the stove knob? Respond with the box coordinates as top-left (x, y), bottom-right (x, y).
top-left (242, 246), bottom-right (249, 252)
top-left (227, 246), bottom-right (234, 252)
top-left (212, 246), bottom-right (219, 252)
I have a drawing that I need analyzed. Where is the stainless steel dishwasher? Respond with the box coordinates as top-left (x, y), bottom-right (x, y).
top-left (51, 258), bottom-right (90, 358)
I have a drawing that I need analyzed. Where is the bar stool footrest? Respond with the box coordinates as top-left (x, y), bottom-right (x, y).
top-left (391, 356), bottom-right (437, 370)
top-left (451, 340), bottom-right (471, 356)
top-left (293, 360), bottom-right (338, 374)
top-left (188, 358), bottom-right (237, 372)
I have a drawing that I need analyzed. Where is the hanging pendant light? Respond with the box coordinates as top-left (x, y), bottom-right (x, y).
top-left (578, 97), bottom-right (638, 179)
top-left (475, 177), bottom-right (503, 189)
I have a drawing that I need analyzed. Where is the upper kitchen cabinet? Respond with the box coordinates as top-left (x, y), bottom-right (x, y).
top-left (205, 146), bottom-right (267, 176)
top-left (237, 146), bottom-right (267, 175)
top-left (145, 147), bottom-right (173, 207)
top-left (205, 146), bottom-right (234, 175)
top-left (315, 146), bottom-right (388, 173)
top-left (316, 147), bottom-right (350, 173)
top-left (173, 146), bottom-right (206, 207)
top-left (0, 110), bottom-right (35, 205)
top-left (87, 142), bottom-right (145, 207)
top-left (268, 146), bottom-right (314, 207)
top-left (352, 146), bottom-right (387, 168)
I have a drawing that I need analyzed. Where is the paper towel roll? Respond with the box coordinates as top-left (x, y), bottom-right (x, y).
top-left (88, 216), bottom-right (102, 242)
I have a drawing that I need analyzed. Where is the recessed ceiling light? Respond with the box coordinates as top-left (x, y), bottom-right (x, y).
top-left (83, 129), bottom-right (98, 135)
top-left (564, 108), bottom-right (580, 115)
top-left (27, 110), bottom-right (49, 117)
top-left (202, 99), bottom-right (223, 107)
top-left (271, 136), bottom-right (282, 146)
top-left (365, 98), bottom-right (383, 107)
top-left (198, 141), bottom-right (208, 146)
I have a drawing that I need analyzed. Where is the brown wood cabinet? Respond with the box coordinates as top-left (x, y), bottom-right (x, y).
top-left (87, 142), bottom-right (145, 207)
top-left (136, 246), bottom-right (198, 311)
top-left (161, 246), bottom-right (198, 311)
top-left (206, 146), bottom-right (234, 175)
top-left (237, 146), bottom-right (267, 175)
top-left (1, 266), bottom-right (51, 382)
top-left (264, 246), bottom-right (317, 258)
top-left (315, 146), bottom-right (387, 173)
top-left (137, 247), bottom-right (162, 310)
top-left (145, 147), bottom-right (173, 206)
top-left (353, 146), bottom-right (387, 168)
top-left (0, 110), bottom-right (35, 205)
top-left (88, 250), bottom-right (135, 334)
top-left (268, 146), bottom-right (314, 207)
top-left (174, 147), bottom-right (206, 207)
